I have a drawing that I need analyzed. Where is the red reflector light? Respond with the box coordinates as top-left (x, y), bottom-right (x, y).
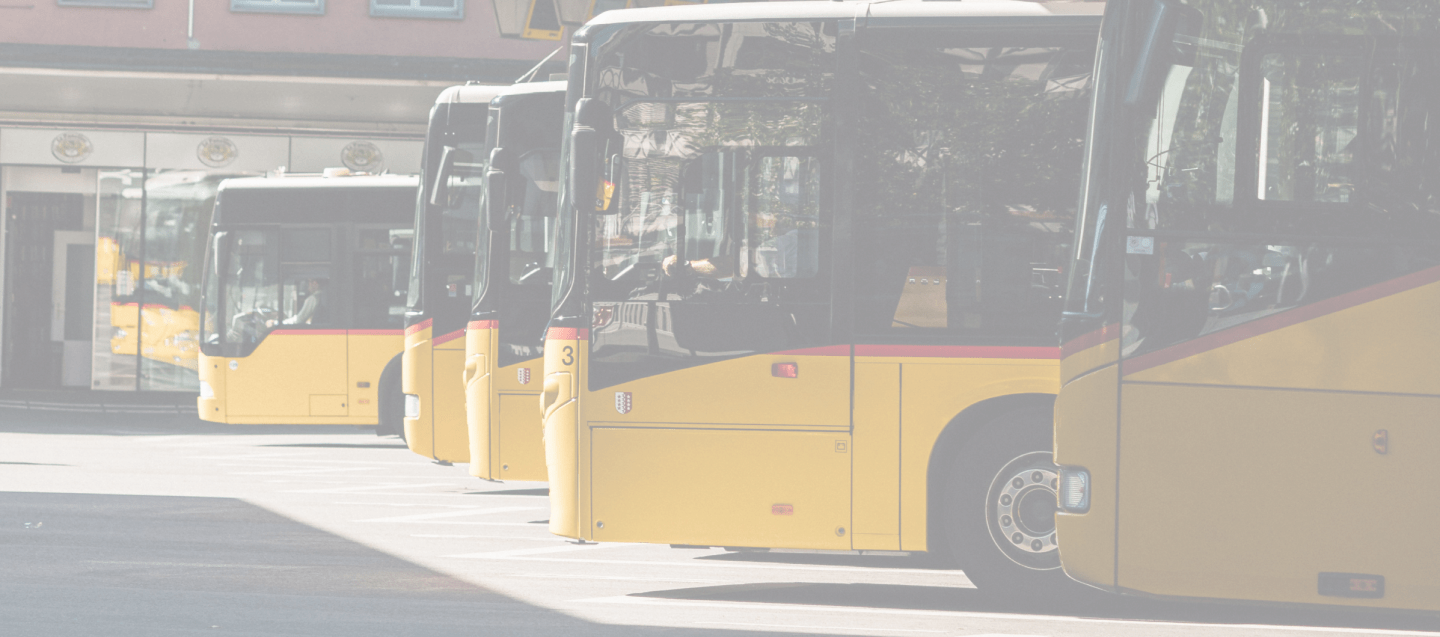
top-left (772, 362), bottom-right (798, 378)
top-left (771, 504), bottom-right (794, 516)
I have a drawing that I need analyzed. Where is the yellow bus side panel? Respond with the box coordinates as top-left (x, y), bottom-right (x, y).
top-left (402, 329), bottom-right (434, 457)
top-left (431, 340), bottom-right (470, 464)
top-left (590, 427), bottom-right (852, 550)
top-left (888, 359), bottom-right (1059, 552)
top-left (308, 394), bottom-right (348, 416)
top-left (198, 354), bottom-right (225, 422)
top-left (497, 393), bottom-right (548, 482)
top-left (226, 333), bottom-right (348, 418)
top-left (1060, 327), bottom-right (1120, 386)
top-left (464, 327), bottom-right (493, 479)
top-left (578, 353), bottom-right (850, 429)
top-left (1125, 278), bottom-right (1440, 395)
top-left (347, 333), bottom-right (402, 421)
top-left (852, 362), bottom-right (900, 550)
top-left (1117, 385), bottom-right (1439, 611)
top-left (1053, 363), bottom-right (1119, 591)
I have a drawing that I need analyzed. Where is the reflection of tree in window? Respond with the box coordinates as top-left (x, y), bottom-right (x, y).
top-left (852, 42), bottom-right (1092, 337)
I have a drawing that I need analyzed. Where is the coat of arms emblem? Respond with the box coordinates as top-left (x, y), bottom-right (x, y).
top-left (517, 368), bottom-right (531, 385)
top-left (614, 391), bottom-right (632, 414)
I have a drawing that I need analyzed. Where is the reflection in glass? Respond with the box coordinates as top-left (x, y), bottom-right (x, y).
top-left (93, 170), bottom-right (145, 390)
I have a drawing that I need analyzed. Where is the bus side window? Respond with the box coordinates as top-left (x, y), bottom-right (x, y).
top-left (746, 155), bottom-right (820, 280)
top-left (280, 227), bottom-right (333, 326)
top-left (353, 228), bottom-right (407, 329)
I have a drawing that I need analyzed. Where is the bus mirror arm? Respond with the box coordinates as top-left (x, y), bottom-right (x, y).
top-left (1123, 0), bottom-right (1180, 110)
top-left (429, 146), bottom-right (459, 207)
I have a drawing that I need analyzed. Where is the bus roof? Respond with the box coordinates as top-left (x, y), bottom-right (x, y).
top-left (436, 83), bottom-right (509, 105)
top-left (216, 174), bottom-right (419, 193)
top-left (585, 0), bottom-right (1103, 27)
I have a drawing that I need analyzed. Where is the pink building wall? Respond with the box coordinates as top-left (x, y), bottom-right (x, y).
top-left (0, 1), bottom-right (560, 61)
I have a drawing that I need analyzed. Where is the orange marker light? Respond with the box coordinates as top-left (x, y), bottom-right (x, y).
top-left (772, 362), bottom-right (798, 378)
top-left (772, 504), bottom-right (794, 516)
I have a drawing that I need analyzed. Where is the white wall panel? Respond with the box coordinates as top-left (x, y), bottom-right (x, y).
top-left (0, 128), bottom-right (144, 167)
top-left (145, 133), bottom-right (290, 173)
top-left (289, 137), bottom-right (423, 175)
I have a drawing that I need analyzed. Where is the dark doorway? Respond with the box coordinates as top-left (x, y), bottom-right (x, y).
top-left (3, 192), bottom-right (84, 389)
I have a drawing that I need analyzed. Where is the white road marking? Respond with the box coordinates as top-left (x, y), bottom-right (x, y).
top-left (697, 622), bottom-right (946, 634)
top-left (85, 560), bottom-right (301, 570)
top-left (453, 555), bottom-right (975, 581)
top-left (511, 573), bottom-right (724, 584)
top-left (412, 534), bottom-right (557, 541)
top-left (279, 482), bottom-right (456, 494)
top-left (357, 505), bottom-right (538, 523)
top-left (580, 597), bottom-right (1438, 636)
top-left (449, 542), bottom-right (625, 559)
top-left (229, 466), bottom-right (380, 476)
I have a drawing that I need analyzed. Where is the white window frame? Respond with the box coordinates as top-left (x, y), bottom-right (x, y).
top-left (230, 0), bottom-right (325, 15)
top-left (370, 0), bottom-right (464, 20)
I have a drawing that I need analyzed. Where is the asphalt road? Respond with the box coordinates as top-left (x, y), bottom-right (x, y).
top-left (1, 412), bottom-right (1434, 637)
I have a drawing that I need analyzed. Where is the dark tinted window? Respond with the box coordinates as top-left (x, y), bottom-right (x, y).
top-left (852, 32), bottom-right (1094, 341)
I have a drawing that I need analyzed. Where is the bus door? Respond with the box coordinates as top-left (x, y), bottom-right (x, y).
top-left (347, 226), bottom-right (409, 419)
top-left (584, 127), bottom-right (851, 550)
top-left (1112, 37), bottom-right (1440, 605)
top-left (223, 226), bottom-right (348, 418)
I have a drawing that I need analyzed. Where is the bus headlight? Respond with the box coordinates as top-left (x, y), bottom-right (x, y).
top-left (404, 394), bottom-right (420, 419)
top-left (1059, 467), bottom-right (1090, 513)
top-left (199, 381), bottom-right (215, 399)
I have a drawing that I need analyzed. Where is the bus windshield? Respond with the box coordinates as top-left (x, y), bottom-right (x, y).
top-left (1066, 0), bottom-right (1440, 345)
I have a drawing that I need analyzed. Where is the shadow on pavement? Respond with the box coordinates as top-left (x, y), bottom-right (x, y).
top-left (0, 492), bottom-right (836, 637)
top-left (635, 581), bottom-right (1439, 634)
top-left (468, 488), bottom-right (550, 497)
top-left (0, 410), bottom-right (374, 437)
top-left (697, 550), bottom-right (951, 571)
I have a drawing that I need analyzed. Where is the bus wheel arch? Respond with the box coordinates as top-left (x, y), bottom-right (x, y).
top-left (377, 354), bottom-right (405, 440)
top-left (926, 393), bottom-right (1073, 594)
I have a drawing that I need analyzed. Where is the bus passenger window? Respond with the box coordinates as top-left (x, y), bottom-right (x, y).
top-left (280, 228), bottom-right (332, 326)
top-left (1257, 53), bottom-right (1362, 203)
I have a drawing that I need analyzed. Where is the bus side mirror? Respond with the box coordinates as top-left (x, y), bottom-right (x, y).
top-left (1123, 0), bottom-right (1204, 110)
top-left (571, 98), bottom-right (606, 216)
top-left (486, 147), bottom-right (513, 228)
top-left (429, 146), bottom-right (459, 207)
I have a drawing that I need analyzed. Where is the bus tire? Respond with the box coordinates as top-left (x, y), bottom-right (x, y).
top-left (940, 405), bottom-right (1077, 598)
top-left (377, 355), bottom-right (404, 440)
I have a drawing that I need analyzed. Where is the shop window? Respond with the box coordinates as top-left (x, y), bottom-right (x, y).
top-left (371, 0), bottom-right (464, 20)
top-left (57, 0), bottom-right (153, 7)
top-left (230, 0), bottom-right (325, 15)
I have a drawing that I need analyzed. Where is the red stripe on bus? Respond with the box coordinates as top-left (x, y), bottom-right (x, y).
top-left (468, 320), bottom-right (498, 329)
top-left (269, 329), bottom-right (346, 336)
top-left (771, 345), bottom-right (851, 357)
top-left (1061, 323), bottom-right (1120, 359)
top-left (348, 329), bottom-right (403, 336)
top-left (404, 318), bottom-right (433, 336)
top-left (547, 327), bottom-right (589, 340)
top-left (433, 329), bottom-right (466, 345)
top-left (855, 344), bottom-right (1059, 359)
top-left (1122, 264), bottom-right (1440, 377)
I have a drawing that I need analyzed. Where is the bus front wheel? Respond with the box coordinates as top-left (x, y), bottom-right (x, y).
top-left (941, 406), bottom-right (1076, 598)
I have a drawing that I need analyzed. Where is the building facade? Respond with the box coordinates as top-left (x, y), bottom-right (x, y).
top-left (0, 0), bottom-right (568, 392)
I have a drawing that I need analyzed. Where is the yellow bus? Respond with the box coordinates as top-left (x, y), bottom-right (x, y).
top-left (463, 81), bottom-right (567, 482)
top-left (1054, 0), bottom-right (1440, 613)
top-left (400, 84), bottom-right (504, 459)
top-left (197, 175), bottom-right (416, 425)
top-left (541, 0), bottom-right (1101, 592)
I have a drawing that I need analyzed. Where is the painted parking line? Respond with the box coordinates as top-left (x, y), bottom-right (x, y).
top-left (229, 466), bottom-right (382, 476)
top-left (357, 505), bottom-right (538, 523)
top-left (696, 622), bottom-right (947, 634)
top-left (448, 542), bottom-right (625, 559)
top-left (580, 597), bottom-right (1439, 636)
top-left (451, 554), bottom-right (975, 581)
top-left (280, 482), bottom-right (457, 494)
